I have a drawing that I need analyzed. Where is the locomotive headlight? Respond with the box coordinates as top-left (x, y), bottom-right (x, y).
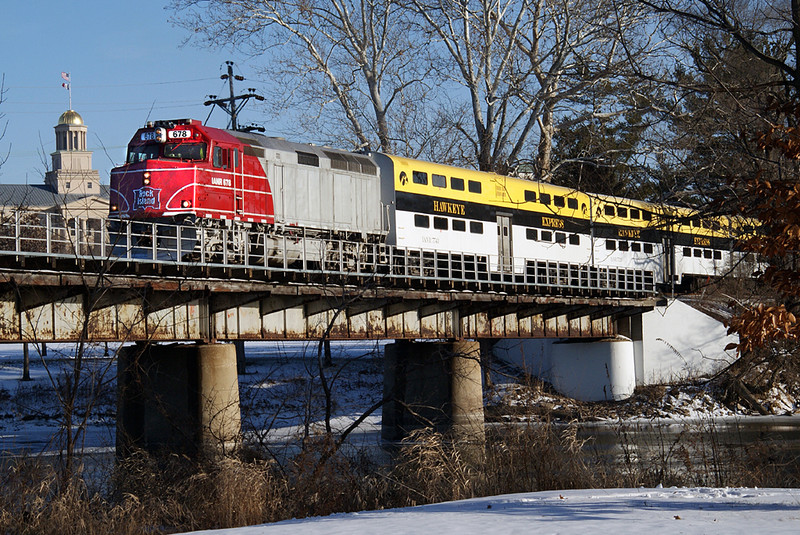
top-left (110, 204), bottom-right (118, 212)
top-left (181, 200), bottom-right (192, 208)
top-left (143, 172), bottom-right (151, 185)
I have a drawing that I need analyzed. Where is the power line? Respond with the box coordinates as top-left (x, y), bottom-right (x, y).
top-left (8, 77), bottom-right (219, 90)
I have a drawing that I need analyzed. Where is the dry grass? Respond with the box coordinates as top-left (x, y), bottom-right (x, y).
top-left (1, 417), bottom-right (798, 534)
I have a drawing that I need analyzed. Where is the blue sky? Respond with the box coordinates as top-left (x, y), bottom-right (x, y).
top-left (0, 1), bottom-right (261, 184)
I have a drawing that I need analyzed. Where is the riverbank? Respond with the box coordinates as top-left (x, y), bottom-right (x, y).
top-left (486, 374), bottom-right (800, 423)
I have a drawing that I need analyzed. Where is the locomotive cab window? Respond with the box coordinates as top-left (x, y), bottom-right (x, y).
top-left (569, 234), bottom-right (580, 245)
top-left (567, 198), bottom-right (578, 210)
top-left (642, 210), bottom-right (652, 221)
top-left (618, 241), bottom-right (629, 251)
top-left (694, 249), bottom-right (702, 257)
top-left (604, 205), bottom-right (615, 216)
top-left (554, 196), bottom-right (565, 208)
top-left (683, 247), bottom-right (692, 256)
top-left (704, 250), bottom-right (712, 259)
top-left (213, 146), bottom-right (229, 168)
top-left (414, 214), bottom-right (430, 228)
top-left (127, 144), bottom-right (161, 163)
top-left (644, 243), bottom-right (654, 254)
top-left (713, 250), bottom-right (722, 260)
top-left (413, 171), bottom-right (428, 185)
top-left (451, 177), bottom-right (465, 191)
top-left (630, 208), bottom-right (640, 219)
top-left (469, 221), bottom-right (483, 234)
top-left (539, 193), bottom-right (551, 205)
top-left (526, 228), bottom-right (537, 240)
top-left (453, 219), bottom-right (466, 232)
top-left (541, 230), bottom-right (553, 242)
top-left (524, 190), bottom-right (536, 202)
top-left (631, 242), bottom-right (641, 252)
top-left (164, 142), bottom-right (207, 161)
top-left (468, 180), bottom-right (482, 194)
top-left (432, 174), bottom-right (447, 188)
top-left (617, 207), bottom-right (628, 218)
top-left (606, 240), bottom-right (616, 250)
top-left (555, 232), bottom-right (567, 244)
top-left (433, 216), bottom-right (448, 230)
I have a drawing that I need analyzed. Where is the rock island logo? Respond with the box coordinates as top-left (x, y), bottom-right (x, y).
top-left (132, 186), bottom-right (162, 211)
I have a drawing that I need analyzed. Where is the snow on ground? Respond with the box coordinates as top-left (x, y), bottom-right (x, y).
top-left (184, 487), bottom-right (800, 535)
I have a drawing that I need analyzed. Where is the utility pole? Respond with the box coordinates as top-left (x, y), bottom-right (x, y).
top-left (204, 61), bottom-right (264, 131)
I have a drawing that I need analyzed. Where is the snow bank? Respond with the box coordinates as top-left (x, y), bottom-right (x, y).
top-left (183, 487), bottom-right (800, 535)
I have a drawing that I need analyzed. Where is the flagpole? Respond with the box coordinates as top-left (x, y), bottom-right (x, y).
top-left (61, 71), bottom-right (72, 109)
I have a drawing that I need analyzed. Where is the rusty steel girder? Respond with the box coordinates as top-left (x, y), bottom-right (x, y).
top-left (0, 268), bottom-right (655, 343)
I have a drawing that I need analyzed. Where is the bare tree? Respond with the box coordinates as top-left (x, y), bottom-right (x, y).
top-left (627, 0), bottom-right (797, 205)
top-left (641, 0), bottom-right (799, 96)
top-left (408, 0), bottom-right (655, 175)
top-left (171, 0), bottom-right (434, 155)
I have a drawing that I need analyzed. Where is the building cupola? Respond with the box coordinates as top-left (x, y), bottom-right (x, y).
top-left (45, 109), bottom-right (100, 195)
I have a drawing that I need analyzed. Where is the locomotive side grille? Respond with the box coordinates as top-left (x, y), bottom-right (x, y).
top-left (296, 151), bottom-right (320, 167)
top-left (323, 151), bottom-right (378, 175)
top-left (357, 157), bottom-right (377, 175)
top-left (325, 151), bottom-right (350, 171)
top-left (243, 145), bottom-right (266, 158)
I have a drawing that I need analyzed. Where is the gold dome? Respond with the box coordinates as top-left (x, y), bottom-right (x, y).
top-left (58, 110), bottom-right (84, 125)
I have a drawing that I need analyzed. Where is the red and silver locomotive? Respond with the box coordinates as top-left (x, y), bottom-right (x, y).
top-left (110, 119), bottom-right (387, 263)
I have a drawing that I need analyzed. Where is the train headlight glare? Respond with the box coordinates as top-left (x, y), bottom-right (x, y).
top-left (181, 200), bottom-right (192, 208)
top-left (110, 204), bottom-right (118, 211)
top-left (143, 172), bottom-right (151, 185)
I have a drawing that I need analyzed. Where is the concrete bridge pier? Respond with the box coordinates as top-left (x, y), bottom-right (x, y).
top-left (382, 340), bottom-right (485, 455)
top-left (117, 342), bottom-right (241, 458)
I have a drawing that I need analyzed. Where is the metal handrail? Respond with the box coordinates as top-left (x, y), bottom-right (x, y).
top-left (0, 210), bottom-right (658, 296)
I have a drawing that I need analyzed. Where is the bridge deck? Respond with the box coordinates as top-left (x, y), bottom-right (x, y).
top-left (0, 212), bottom-right (656, 342)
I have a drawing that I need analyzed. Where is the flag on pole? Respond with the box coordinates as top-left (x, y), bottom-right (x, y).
top-left (61, 71), bottom-right (70, 90)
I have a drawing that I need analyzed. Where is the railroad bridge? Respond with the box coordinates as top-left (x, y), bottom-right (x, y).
top-left (0, 212), bottom-right (657, 453)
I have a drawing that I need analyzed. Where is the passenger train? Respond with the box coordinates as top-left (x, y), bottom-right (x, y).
top-left (109, 119), bottom-right (752, 291)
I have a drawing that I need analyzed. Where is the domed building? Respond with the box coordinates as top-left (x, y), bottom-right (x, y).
top-left (0, 108), bottom-right (108, 221)
top-left (45, 109), bottom-right (101, 195)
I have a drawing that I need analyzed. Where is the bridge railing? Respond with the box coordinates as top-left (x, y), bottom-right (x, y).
top-left (0, 211), bottom-right (656, 296)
